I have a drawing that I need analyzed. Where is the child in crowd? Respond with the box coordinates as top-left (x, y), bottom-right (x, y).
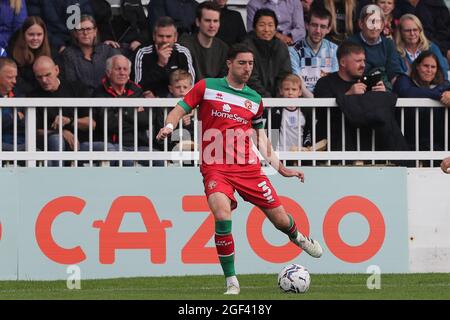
top-left (167, 69), bottom-right (196, 156)
top-left (376, 0), bottom-right (397, 39)
top-left (276, 74), bottom-right (310, 153)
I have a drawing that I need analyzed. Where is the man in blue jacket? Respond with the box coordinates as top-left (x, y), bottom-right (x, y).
top-left (348, 4), bottom-right (403, 90)
top-left (0, 0), bottom-right (27, 49)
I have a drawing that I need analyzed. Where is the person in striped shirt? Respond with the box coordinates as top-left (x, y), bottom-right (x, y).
top-left (289, 6), bottom-right (339, 93)
top-left (157, 43), bottom-right (323, 295)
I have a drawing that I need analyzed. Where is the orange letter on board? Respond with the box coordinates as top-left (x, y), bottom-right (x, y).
top-left (323, 196), bottom-right (385, 263)
top-left (93, 196), bottom-right (172, 264)
top-left (35, 196), bottom-right (87, 264)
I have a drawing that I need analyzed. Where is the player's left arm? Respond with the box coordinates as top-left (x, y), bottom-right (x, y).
top-left (253, 128), bottom-right (304, 182)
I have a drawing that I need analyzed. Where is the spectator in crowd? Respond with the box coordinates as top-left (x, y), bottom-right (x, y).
top-left (348, 4), bottom-right (403, 90)
top-left (167, 69), bottom-right (196, 155)
top-left (213, 0), bottom-right (247, 46)
top-left (0, 0), bottom-right (27, 49)
top-left (31, 56), bottom-right (92, 167)
top-left (243, 8), bottom-right (291, 98)
top-left (395, 0), bottom-right (450, 64)
top-left (376, 0), bottom-right (397, 39)
top-left (276, 74), bottom-right (312, 153)
top-left (246, 0), bottom-right (306, 46)
top-left (313, 0), bottom-right (357, 45)
top-left (92, 54), bottom-right (164, 167)
top-left (301, 0), bottom-right (315, 23)
top-left (179, 1), bottom-right (228, 81)
top-left (61, 15), bottom-right (120, 95)
top-left (26, 0), bottom-right (94, 53)
top-left (133, 16), bottom-right (195, 98)
top-left (395, 14), bottom-right (448, 80)
top-left (314, 41), bottom-right (387, 152)
top-left (9, 16), bottom-right (56, 95)
top-left (148, 0), bottom-right (199, 36)
top-left (89, 0), bottom-right (150, 53)
top-left (289, 6), bottom-right (338, 94)
top-left (0, 57), bottom-right (25, 151)
top-left (393, 51), bottom-right (450, 151)
top-left (441, 156), bottom-right (450, 174)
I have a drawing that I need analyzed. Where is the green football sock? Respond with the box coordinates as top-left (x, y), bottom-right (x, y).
top-left (215, 220), bottom-right (235, 277)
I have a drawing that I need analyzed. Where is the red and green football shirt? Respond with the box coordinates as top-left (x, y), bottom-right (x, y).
top-left (178, 77), bottom-right (264, 172)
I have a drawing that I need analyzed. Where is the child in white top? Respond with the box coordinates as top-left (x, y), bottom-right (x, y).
top-left (277, 74), bottom-right (309, 152)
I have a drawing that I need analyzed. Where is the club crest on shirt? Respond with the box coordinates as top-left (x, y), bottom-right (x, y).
top-left (208, 180), bottom-right (217, 190)
top-left (244, 100), bottom-right (252, 110)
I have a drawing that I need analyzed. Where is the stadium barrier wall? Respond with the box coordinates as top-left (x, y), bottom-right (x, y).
top-left (407, 169), bottom-right (450, 272)
top-left (0, 166), bottom-right (425, 280)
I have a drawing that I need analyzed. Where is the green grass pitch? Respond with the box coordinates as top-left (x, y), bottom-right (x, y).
top-left (0, 274), bottom-right (448, 300)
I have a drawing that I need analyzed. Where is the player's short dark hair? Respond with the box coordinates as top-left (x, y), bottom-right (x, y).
top-left (252, 8), bottom-right (278, 29)
top-left (196, 1), bottom-right (221, 20)
top-left (227, 43), bottom-right (254, 60)
top-left (153, 16), bottom-right (176, 34)
top-left (337, 41), bottom-right (365, 61)
top-left (308, 6), bottom-right (332, 26)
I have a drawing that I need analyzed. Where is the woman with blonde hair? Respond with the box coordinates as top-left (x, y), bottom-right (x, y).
top-left (313, 0), bottom-right (357, 44)
top-left (9, 16), bottom-right (53, 94)
top-left (395, 13), bottom-right (448, 79)
top-left (0, 0), bottom-right (27, 49)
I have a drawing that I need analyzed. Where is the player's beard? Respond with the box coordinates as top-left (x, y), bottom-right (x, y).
top-left (234, 72), bottom-right (250, 85)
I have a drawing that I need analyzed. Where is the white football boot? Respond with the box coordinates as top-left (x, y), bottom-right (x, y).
top-left (224, 276), bottom-right (240, 295)
top-left (292, 233), bottom-right (323, 258)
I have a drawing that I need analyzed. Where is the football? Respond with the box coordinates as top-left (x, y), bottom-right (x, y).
top-left (278, 264), bottom-right (311, 293)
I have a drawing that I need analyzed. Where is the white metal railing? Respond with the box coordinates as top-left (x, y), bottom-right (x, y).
top-left (0, 98), bottom-right (448, 168)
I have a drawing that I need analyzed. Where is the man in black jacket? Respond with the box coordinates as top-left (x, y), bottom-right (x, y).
top-left (133, 16), bottom-right (195, 98)
top-left (0, 58), bottom-right (25, 152)
top-left (31, 56), bottom-right (92, 166)
top-left (315, 41), bottom-right (410, 161)
top-left (213, 0), bottom-right (247, 46)
top-left (314, 41), bottom-right (385, 153)
top-left (94, 54), bottom-right (164, 166)
top-left (179, 1), bottom-right (229, 81)
top-left (148, 0), bottom-right (198, 36)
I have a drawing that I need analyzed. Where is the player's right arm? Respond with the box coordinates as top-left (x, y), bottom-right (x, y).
top-left (156, 104), bottom-right (186, 141)
top-left (156, 79), bottom-right (206, 141)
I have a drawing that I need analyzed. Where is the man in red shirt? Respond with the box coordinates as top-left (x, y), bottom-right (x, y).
top-left (157, 43), bottom-right (323, 295)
